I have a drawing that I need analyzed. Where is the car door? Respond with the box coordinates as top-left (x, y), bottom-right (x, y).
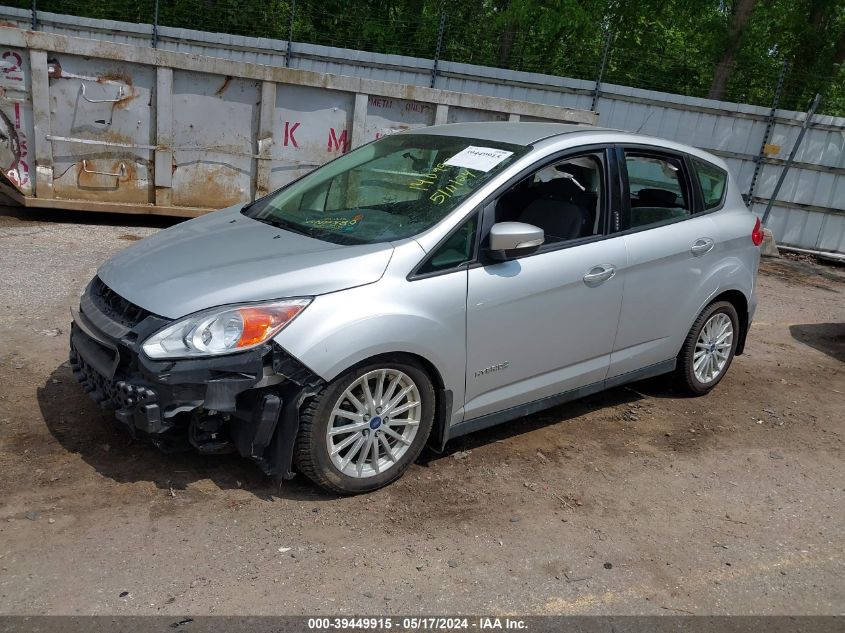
top-left (608, 146), bottom-right (720, 379)
top-left (463, 148), bottom-right (627, 421)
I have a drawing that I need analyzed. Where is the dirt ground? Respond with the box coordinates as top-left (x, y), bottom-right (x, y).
top-left (0, 207), bottom-right (843, 616)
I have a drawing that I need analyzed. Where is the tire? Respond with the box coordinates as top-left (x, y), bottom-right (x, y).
top-left (675, 301), bottom-right (740, 396)
top-left (294, 357), bottom-right (435, 494)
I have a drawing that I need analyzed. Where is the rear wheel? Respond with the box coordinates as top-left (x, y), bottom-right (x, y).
top-left (294, 358), bottom-right (434, 494)
top-left (676, 301), bottom-right (739, 396)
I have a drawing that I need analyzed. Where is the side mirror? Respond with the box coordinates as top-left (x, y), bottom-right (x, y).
top-left (486, 222), bottom-right (544, 261)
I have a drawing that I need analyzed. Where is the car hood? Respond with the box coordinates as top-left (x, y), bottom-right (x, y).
top-left (97, 206), bottom-right (394, 319)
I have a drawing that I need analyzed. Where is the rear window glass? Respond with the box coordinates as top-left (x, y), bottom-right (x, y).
top-left (693, 158), bottom-right (727, 209)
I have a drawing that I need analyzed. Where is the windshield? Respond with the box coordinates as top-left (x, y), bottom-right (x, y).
top-left (242, 133), bottom-right (528, 245)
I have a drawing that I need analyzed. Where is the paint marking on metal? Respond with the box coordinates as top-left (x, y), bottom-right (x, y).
top-left (46, 135), bottom-right (157, 150)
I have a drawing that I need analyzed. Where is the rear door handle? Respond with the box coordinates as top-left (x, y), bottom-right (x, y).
top-left (583, 264), bottom-right (616, 285)
top-left (690, 238), bottom-right (715, 256)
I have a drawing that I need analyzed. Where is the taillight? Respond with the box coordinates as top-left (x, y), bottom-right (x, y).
top-left (751, 216), bottom-right (764, 246)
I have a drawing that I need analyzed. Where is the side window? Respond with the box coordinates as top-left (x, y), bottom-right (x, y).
top-left (624, 152), bottom-right (692, 230)
top-left (492, 152), bottom-right (605, 244)
top-left (693, 158), bottom-right (727, 210)
top-left (416, 213), bottom-right (478, 275)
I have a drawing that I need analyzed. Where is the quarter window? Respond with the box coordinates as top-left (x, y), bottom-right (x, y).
top-left (416, 213), bottom-right (478, 275)
top-left (693, 158), bottom-right (727, 210)
top-left (624, 152), bottom-right (691, 230)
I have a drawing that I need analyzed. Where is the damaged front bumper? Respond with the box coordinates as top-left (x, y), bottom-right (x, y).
top-left (69, 277), bottom-right (323, 477)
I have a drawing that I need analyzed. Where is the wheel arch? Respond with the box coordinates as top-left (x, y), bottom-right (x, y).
top-left (313, 350), bottom-right (454, 454)
top-left (709, 289), bottom-right (750, 355)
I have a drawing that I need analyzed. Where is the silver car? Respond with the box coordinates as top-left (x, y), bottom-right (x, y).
top-left (70, 123), bottom-right (762, 494)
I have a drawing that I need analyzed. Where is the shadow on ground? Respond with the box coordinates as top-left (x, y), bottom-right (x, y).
top-left (36, 364), bottom-right (327, 502)
top-left (0, 205), bottom-right (182, 230)
top-left (37, 362), bottom-right (686, 496)
top-left (789, 322), bottom-right (845, 363)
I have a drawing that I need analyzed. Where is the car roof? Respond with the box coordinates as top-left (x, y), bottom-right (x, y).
top-left (411, 122), bottom-right (729, 172)
top-left (413, 122), bottom-right (603, 145)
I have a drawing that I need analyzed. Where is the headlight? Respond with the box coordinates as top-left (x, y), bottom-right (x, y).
top-left (142, 298), bottom-right (311, 359)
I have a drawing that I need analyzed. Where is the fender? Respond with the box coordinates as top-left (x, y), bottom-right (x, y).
top-left (277, 277), bottom-right (468, 424)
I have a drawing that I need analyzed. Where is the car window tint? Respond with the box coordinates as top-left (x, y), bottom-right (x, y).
top-left (624, 153), bottom-right (691, 229)
top-left (693, 158), bottom-right (727, 209)
top-left (417, 213), bottom-right (478, 274)
top-left (493, 152), bottom-right (605, 245)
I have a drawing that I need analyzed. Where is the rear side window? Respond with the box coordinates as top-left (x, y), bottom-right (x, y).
top-left (693, 158), bottom-right (727, 210)
top-left (623, 152), bottom-right (692, 230)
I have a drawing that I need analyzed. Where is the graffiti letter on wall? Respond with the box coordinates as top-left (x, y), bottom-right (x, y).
top-left (283, 121), bottom-right (300, 148)
top-left (1, 51), bottom-right (23, 82)
top-left (327, 128), bottom-right (350, 153)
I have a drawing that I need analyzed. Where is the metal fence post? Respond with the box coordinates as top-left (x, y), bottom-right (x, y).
top-left (285, 0), bottom-right (296, 68)
top-left (761, 93), bottom-right (821, 225)
top-left (591, 29), bottom-right (612, 112)
top-left (746, 59), bottom-right (788, 202)
top-left (151, 0), bottom-right (159, 48)
top-left (430, 4), bottom-right (446, 89)
top-left (30, 0), bottom-right (37, 30)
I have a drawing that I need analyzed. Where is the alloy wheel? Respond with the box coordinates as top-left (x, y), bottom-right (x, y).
top-left (325, 368), bottom-right (422, 478)
top-left (693, 312), bottom-right (734, 384)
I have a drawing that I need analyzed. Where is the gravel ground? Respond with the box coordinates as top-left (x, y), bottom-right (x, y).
top-left (0, 207), bottom-right (843, 616)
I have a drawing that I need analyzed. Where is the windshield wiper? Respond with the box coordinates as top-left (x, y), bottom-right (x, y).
top-left (252, 216), bottom-right (313, 237)
top-left (253, 214), bottom-right (371, 245)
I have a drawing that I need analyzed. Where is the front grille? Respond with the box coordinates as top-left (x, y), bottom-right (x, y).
top-left (88, 276), bottom-right (151, 330)
top-left (70, 331), bottom-right (164, 436)
top-left (70, 343), bottom-right (155, 410)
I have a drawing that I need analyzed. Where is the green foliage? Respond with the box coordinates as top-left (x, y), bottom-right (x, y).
top-left (736, 0), bottom-right (845, 114)
top-left (13, 0), bottom-right (845, 115)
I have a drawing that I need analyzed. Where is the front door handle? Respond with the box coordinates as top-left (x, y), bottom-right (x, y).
top-left (690, 238), bottom-right (715, 256)
top-left (583, 264), bottom-right (616, 285)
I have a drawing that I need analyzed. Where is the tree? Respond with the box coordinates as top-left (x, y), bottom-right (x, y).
top-left (21, 0), bottom-right (845, 115)
top-left (709, 0), bottom-right (758, 100)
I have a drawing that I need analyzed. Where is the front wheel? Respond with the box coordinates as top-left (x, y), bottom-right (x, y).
top-left (294, 358), bottom-right (435, 494)
top-left (675, 301), bottom-right (739, 396)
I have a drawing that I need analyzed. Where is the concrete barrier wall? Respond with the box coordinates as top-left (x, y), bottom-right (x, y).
top-left (0, 6), bottom-right (842, 256)
top-left (0, 25), bottom-right (594, 217)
